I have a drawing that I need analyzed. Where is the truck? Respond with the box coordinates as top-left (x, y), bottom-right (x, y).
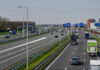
top-left (75, 32), bottom-right (79, 39)
top-left (87, 40), bottom-right (97, 56)
top-left (71, 35), bottom-right (77, 45)
top-left (9, 30), bottom-right (16, 35)
top-left (85, 32), bottom-right (89, 39)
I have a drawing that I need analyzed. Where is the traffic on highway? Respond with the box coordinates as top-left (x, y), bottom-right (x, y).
top-left (0, 0), bottom-right (100, 70)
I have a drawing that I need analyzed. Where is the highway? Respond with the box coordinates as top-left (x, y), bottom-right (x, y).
top-left (46, 30), bottom-right (100, 70)
top-left (0, 30), bottom-right (68, 70)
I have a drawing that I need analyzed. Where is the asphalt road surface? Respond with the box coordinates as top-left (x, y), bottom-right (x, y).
top-left (0, 31), bottom-right (68, 70)
top-left (46, 30), bottom-right (100, 70)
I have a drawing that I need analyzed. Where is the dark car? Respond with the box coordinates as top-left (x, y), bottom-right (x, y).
top-left (55, 35), bottom-right (58, 38)
top-left (61, 33), bottom-right (64, 36)
top-left (51, 32), bottom-right (53, 34)
top-left (70, 57), bottom-right (80, 65)
top-left (5, 35), bottom-right (10, 38)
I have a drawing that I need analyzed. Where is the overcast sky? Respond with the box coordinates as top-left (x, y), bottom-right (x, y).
top-left (0, 0), bottom-right (100, 24)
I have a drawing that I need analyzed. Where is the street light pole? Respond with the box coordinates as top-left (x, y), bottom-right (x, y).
top-left (18, 7), bottom-right (25, 38)
top-left (18, 6), bottom-right (29, 70)
top-left (38, 17), bottom-right (40, 35)
top-left (26, 6), bottom-right (29, 70)
top-left (6, 20), bottom-right (8, 32)
top-left (22, 17), bottom-right (25, 38)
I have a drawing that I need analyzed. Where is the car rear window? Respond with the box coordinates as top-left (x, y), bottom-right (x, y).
top-left (72, 58), bottom-right (79, 60)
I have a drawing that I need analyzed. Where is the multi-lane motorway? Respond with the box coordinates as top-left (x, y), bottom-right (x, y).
top-left (0, 29), bottom-right (100, 70)
top-left (46, 30), bottom-right (100, 70)
top-left (0, 31), bottom-right (68, 70)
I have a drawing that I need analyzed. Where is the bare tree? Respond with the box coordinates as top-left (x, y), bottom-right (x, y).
top-left (0, 16), bottom-right (9, 31)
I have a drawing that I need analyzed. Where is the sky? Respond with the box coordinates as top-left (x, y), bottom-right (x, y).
top-left (0, 0), bottom-right (100, 24)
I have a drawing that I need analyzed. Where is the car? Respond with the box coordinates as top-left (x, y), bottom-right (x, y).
top-left (51, 32), bottom-right (53, 34)
top-left (55, 35), bottom-right (58, 38)
top-left (70, 57), bottom-right (80, 65)
top-left (61, 33), bottom-right (64, 36)
top-left (56, 31), bottom-right (58, 32)
top-left (5, 35), bottom-right (10, 38)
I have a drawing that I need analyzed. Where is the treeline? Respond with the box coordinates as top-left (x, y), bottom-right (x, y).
top-left (0, 16), bottom-right (9, 31)
top-left (0, 16), bottom-right (36, 32)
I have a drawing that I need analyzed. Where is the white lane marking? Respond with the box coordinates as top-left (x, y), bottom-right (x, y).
top-left (65, 67), bottom-right (67, 70)
top-left (84, 52), bottom-right (86, 55)
top-left (0, 51), bottom-right (24, 64)
top-left (95, 53), bottom-right (100, 60)
top-left (46, 43), bottom-right (70, 70)
top-left (72, 52), bottom-right (74, 54)
top-left (0, 39), bottom-right (54, 64)
top-left (83, 68), bottom-right (85, 70)
top-left (0, 37), bottom-right (47, 53)
top-left (84, 59), bottom-right (86, 62)
top-left (0, 49), bottom-right (24, 59)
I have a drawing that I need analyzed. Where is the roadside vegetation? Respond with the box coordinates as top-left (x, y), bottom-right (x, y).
top-left (0, 32), bottom-right (9, 35)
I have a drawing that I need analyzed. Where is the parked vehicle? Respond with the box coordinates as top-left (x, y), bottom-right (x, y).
top-left (87, 40), bottom-right (97, 56)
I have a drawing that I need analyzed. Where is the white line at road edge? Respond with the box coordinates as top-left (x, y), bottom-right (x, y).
top-left (83, 68), bottom-right (85, 70)
top-left (46, 43), bottom-right (70, 70)
top-left (95, 53), bottom-right (100, 60)
top-left (0, 37), bottom-right (47, 53)
top-left (65, 67), bottom-right (67, 70)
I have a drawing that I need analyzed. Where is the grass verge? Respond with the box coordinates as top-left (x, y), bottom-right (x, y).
top-left (0, 32), bottom-right (9, 35)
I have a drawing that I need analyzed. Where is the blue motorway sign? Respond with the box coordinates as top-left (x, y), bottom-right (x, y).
top-left (66, 23), bottom-right (71, 27)
top-left (79, 23), bottom-right (84, 27)
top-left (63, 23), bottom-right (71, 28)
top-left (75, 24), bottom-right (78, 27)
top-left (63, 24), bottom-right (67, 28)
top-left (94, 23), bottom-right (100, 27)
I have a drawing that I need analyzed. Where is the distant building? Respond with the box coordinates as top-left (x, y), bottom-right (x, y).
top-left (0, 21), bottom-right (36, 31)
top-left (99, 18), bottom-right (100, 22)
top-left (90, 22), bottom-right (100, 31)
top-left (87, 19), bottom-right (96, 28)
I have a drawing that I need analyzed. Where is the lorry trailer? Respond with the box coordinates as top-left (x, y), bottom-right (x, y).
top-left (87, 40), bottom-right (97, 56)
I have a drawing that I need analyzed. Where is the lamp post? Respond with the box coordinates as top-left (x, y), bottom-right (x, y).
top-left (18, 6), bottom-right (29, 70)
top-left (18, 7), bottom-right (25, 38)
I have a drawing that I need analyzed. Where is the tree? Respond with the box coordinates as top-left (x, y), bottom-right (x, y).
top-left (0, 16), bottom-right (9, 31)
